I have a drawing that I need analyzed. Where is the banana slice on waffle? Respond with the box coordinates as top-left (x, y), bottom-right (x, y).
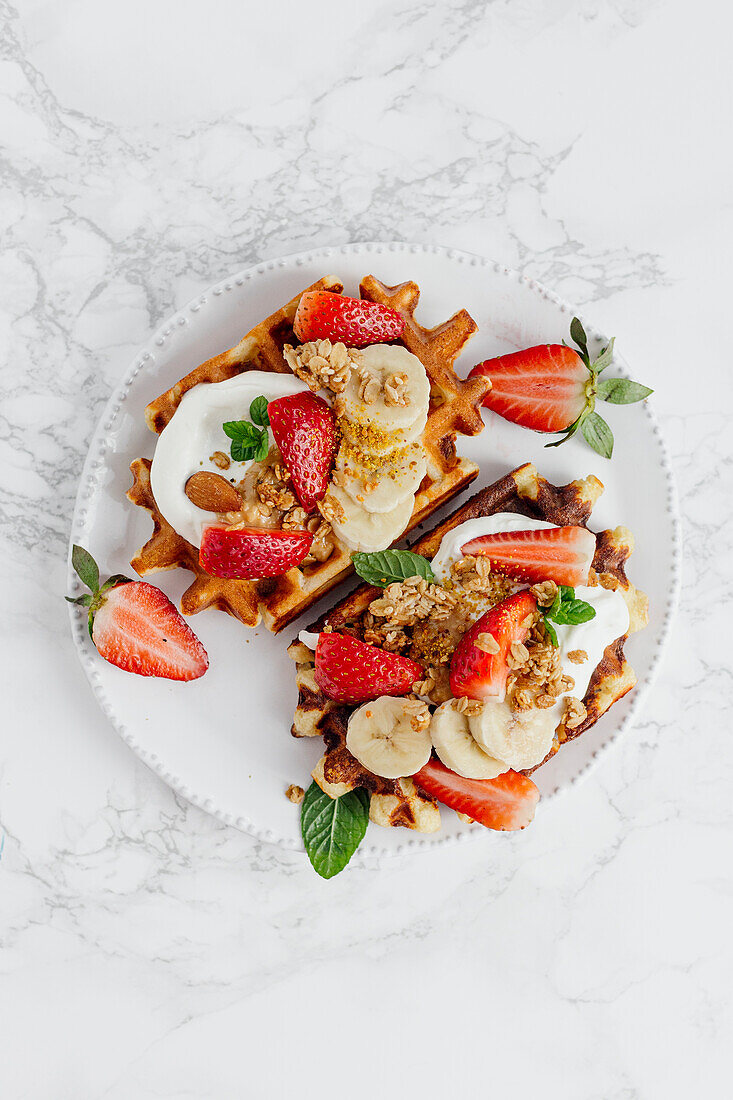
top-left (335, 444), bottom-right (427, 515)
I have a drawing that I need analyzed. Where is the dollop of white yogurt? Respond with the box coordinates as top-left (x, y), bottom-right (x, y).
top-left (150, 371), bottom-right (311, 547)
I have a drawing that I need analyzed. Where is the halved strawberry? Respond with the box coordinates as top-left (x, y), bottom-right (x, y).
top-left (413, 759), bottom-right (539, 831)
top-left (314, 632), bottom-right (422, 704)
top-left (461, 525), bottom-right (596, 587)
top-left (469, 317), bottom-right (653, 461)
top-left (66, 545), bottom-right (208, 681)
top-left (293, 290), bottom-right (404, 348)
top-left (267, 392), bottom-right (336, 512)
top-left (199, 525), bottom-right (312, 579)
top-left (470, 344), bottom-right (588, 433)
top-left (449, 590), bottom-right (537, 701)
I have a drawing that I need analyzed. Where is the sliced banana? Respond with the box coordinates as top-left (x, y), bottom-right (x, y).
top-left (430, 700), bottom-right (506, 780)
top-left (326, 484), bottom-right (414, 552)
top-left (346, 696), bottom-right (432, 779)
top-left (335, 444), bottom-right (427, 514)
top-left (335, 344), bottom-right (430, 432)
top-left (339, 408), bottom-right (428, 458)
top-left (469, 700), bottom-right (557, 771)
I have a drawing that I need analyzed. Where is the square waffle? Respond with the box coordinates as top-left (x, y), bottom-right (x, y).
top-left (127, 275), bottom-right (490, 633)
top-left (287, 462), bottom-right (649, 831)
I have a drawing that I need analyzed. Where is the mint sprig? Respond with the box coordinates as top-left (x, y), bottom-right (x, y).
top-left (301, 782), bottom-right (370, 879)
top-left (547, 318), bottom-right (653, 460)
top-left (352, 549), bottom-right (435, 587)
top-left (541, 584), bottom-right (595, 647)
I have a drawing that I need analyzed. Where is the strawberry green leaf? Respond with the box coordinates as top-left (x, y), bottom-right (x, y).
top-left (71, 544), bottom-right (99, 594)
top-left (569, 317), bottom-right (590, 365)
top-left (249, 395), bottom-right (270, 427)
top-left (352, 549), bottom-right (435, 587)
top-left (581, 411), bottom-right (614, 459)
top-left (596, 377), bottom-right (653, 404)
top-left (65, 593), bottom-right (93, 607)
top-left (301, 782), bottom-right (370, 879)
top-left (99, 573), bottom-right (132, 594)
top-left (590, 337), bottom-right (615, 374)
top-left (544, 406), bottom-right (590, 450)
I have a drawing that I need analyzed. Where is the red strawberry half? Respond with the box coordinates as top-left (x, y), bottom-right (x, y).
top-left (461, 525), bottom-right (596, 587)
top-left (314, 632), bottom-right (422, 704)
top-left (450, 590), bottom-right (537, 701)
top-left (200, 525), bottom-right (312, 579)
top-left (293, 290), bottom-right (405, 348)
top-left (268, 392), bottom-right (336, 512)
top-left (470, 344), bottom-right (588, 433)
top-left (413, 759), bottom-right (539, 831)
top-left (66, 546), bottom-right (208, 681)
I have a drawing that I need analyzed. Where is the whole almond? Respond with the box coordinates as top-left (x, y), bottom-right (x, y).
top-left (185, 471), bottom-right (242, 513)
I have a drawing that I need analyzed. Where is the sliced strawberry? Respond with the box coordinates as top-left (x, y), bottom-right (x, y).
top-left (267, 392), bottom-right (336, 512)
top-left (314, 632), bottom-right (422, 704)
top-left (293, 290), bottom-right (404, 348)
top-left (414, 759), bottom-right (539, 830)
top-left (450, 590), bottom-right (537, 701)
top-left (200, 525), bottom-right (312, 579)
top-left (461, 525), bottom-right (596, 587)
top-left (470, 344), bottom-right (588, 432)
top-left (92, 582), bottom-right (208, 680)
top-left (66, 545), bottom-right (208, 680)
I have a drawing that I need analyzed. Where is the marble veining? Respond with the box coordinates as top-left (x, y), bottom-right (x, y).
top-left (1, 1), bottom-right (731, 1097)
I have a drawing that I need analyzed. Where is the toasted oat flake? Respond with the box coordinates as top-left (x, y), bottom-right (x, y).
top-left (567, 649), bottom-right (588, 664)
top-left (475, 632), bottom-right (500, 655)
top-left (318, 494), bottom-right (346, 525)
top-left (564, 696), bottom-right (587, 730)
top-left (285, 784), bottom-right (305, 805)
top-left (384, 371), bottom-right (410, 407)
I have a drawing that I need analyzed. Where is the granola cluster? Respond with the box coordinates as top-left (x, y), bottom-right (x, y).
top-left (449, 556), bottom-right (515, 605)
top-left (506, 623), bottom-right (575, 713)
top-left (283, 340), bottom-right (360, 394)
top-left (368, 576), bottom-right (458, 626)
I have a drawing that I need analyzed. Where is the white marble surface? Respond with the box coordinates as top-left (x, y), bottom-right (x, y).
top-left (2, 1), bottom-right (731, 1096)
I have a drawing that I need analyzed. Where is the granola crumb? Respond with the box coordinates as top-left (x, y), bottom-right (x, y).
top-left (210, 450), bottom-right (230, 470)
top-left (384, 371), bottom-right (409, 407)
top-left (283, 340), bottom-right (359, 394)
top-left (286, 784), bottom-right (305, 805)
top-left (318, 493), bottom-right (346, 525)
top-left (564, 696), bottom-right (587, 730)
top-left (567, 649), bottom-right (588, 664)
top-left (530, 579), bottom-right (559, 607)
top-left (452, 696), bottom-right (484, 717)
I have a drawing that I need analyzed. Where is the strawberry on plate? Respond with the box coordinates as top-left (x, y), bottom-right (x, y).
top-left (450, 590), bottom-right (537, 701)
top-left (66, 545), bottom-right (208, 681)
top-left (293, 290), bottom-right (405, 348)
top-left (267, 391), bottom-right (336, 512)
top-left (314, 632), bottom-right (422, 704)
top-left (413, 758), bottom-right (539, 831)
top-left (469, 316), bottom-right (653, 459)
top-left (200, 525), bottom-right (312, 579)
top-left (461, 525), bottom-right (596, 587)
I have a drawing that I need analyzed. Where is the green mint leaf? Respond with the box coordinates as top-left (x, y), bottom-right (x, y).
top-left (552, 599), bottom-right (596, 626)
top-left (352, 549), bottom-right (435, 588)
top-left (569, 316), bottom-right (590, 366)
top-left (253, 431), bottom-right (270, 463)
top-left (223, 419), bottom-right (262, 444)
top-left (301, 782), bottom-right (370, 879)
top-left (542, 618), bottom-right (559, 647)
top-left (596, 377), bottom-right (653, 404)
top-left (249, 396), bottom-right (270, 427)
top-left (223, 420), bottom-right (269, 462)
top-left (581, 411), bottom-right (614, 459)
top-left (559, 585), bottom-right (575, 601)
top-left (590, 336), bottom-right (615, 374)
top-left (71, 545), bottom-right (99, 594)
top-left (545, 588), bottom-right (562, 620)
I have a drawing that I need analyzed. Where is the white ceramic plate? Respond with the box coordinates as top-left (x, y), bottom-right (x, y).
top-left (68, 242), bottom-right (680, 855)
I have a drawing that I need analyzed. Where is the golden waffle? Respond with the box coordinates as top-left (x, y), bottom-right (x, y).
top-left (288, 462), bottom-right (649, 830)
top-left (128, 275), bottom-right (490, 633)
